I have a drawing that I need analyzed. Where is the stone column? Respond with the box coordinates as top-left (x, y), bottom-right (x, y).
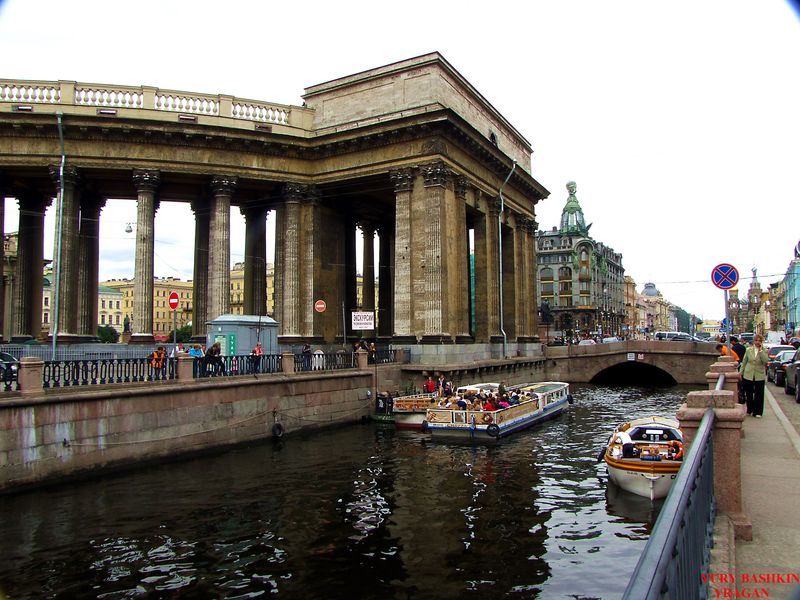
top-left (241, 203), bottom-right (268, 315)
top-left (49, 165), bottom-right (81, 340)
top-left (420, 162), bottom-right (450, 342)
top-left (474, 194), bottom-right (501, 343)
top-left (131, 169), bottom-right (160, 344)
top-left (454, 176), bottom-right (471, 341)
top-left (677, 356), bottom-right (751, 540)
top-left (278, 183), bottom-right (303, 340)
top-left (344, 217), bottom-right (357, 342)
top-left (273, 204), bottom-right (285, 328)
top-left (191, 198), bottom-right (210, 340)
top-left (12, 191), bottom-right (51, 342)
top-left (299, 189), bottom-right (320, 339)
top-left (208, 175), bottom-right (237, 321)
top-left (390, 168), bottom-right (415, 343)
top-left (77, 192), bottom-right (106, 339)
top-left (361, 223), bottom-right (375, 337)
top-left (526, 217), bottom-right (539, 340)
top-left (377, 224), bottom-right (393, 340)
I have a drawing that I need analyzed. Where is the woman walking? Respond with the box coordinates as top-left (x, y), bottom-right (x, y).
top-left (739, 334), bottom-right (769, 418)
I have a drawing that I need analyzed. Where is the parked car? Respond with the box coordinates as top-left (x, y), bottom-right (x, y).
top-left (670, 333), bottom-right (694, 342)
top-left (784, 348), bottom-right (800, 401)
top-left (577, 339), bottom-right (597, 345)
top-left (601, 336), bottom-right (622, 343)
top-left (0, 351), bottom-right (19, 384)
top-left (654, 331), bottom-right (682, 341)
top-left (767, 349), bottom-right (796, 386)
top-left (739, 333), bottom-right (754, 344)
top-left (767, 345), bottom-right (795, 361)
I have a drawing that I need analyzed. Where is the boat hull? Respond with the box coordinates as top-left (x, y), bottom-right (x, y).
top-left (394, 413), bottom-right (426, 430)
top-left (424, 382), bottom-right (571, 443)
top-left (606, 461), bottom-right (679, 501)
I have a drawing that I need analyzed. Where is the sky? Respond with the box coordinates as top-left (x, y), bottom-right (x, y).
top-left (1, 0), bottom-right (799, 322)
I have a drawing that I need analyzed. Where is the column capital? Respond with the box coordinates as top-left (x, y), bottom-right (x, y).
top-left (191, 197), bottom-right (211, 216)
top-left (132, 169), bottom-right (160, 194)
top-left (455, 175), bottom-right (471, 199)
top-left (49, 164), bottom-right (80, 188)
top-left (211, 174), bottom-right (238, 196)
top-left (282, 181), bottom-right (307, 203)
top-left (390, 167), bottom-right (415, 193)
top-left (487, 196), bottom-right (502, 217)
top-left (422, 161), bottom-right (451, 188)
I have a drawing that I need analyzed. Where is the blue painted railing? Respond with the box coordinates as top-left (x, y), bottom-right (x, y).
top-left (193, 354), bottom-right (283, 378)
top-left (623, 407), bottom-right (716, 599)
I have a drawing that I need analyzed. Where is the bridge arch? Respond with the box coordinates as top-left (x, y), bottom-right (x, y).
top-left (590, 361), bottom-right (677, 386)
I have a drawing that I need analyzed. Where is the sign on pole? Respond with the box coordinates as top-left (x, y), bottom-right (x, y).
top-left (711, 263), bottom-right (739, 290)
top-left (314, 299), bottom-right (327, 313)
top-left (169, 291), bottom-right (179, 346)
top-left (168, 291), bottom-right (180, 310)
top-left (351, 311), bottom-right (375, 330)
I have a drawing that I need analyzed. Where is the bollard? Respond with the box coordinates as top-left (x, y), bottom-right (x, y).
top-left (17, 357), bottom-right (44, 394)
top-left (281, 352), bottom-right (295, 374)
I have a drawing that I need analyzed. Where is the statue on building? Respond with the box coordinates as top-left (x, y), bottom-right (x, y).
top-left (123, 315), bottom-right (130, 333)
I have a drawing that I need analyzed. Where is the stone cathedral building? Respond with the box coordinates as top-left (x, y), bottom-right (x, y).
top-left (0, 53), bottom-right (549, 362)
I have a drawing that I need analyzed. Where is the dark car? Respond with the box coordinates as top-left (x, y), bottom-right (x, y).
top-left (767, 349), bottom-right (795, 386)
top-left (784, 348), bottom-right (800, 401)
top-left (0, 351), bottom-right (20, 384)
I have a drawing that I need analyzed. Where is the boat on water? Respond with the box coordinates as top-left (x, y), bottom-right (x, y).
top-left (422, 381), bottom-right (572, 442)
top-left (602, 416), bottom-right (684, 501)
top-left (391, 393), bottom-right (438, 429)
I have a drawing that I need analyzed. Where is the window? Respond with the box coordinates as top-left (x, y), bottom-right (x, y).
top-left (116, 301), bottom-right (120, 309)
top-left (101, 300), bottom-right (106, 309)
top-left (115, 315), bottom-right (120, 325)
top-left (44, 297), bottom-right (49, 307)
top-left (101, 314), bottom-right (106, 324)
top-left (44, 313), bottom-right (49, 323)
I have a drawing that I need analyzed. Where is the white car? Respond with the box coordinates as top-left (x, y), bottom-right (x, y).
top-left (578, 339), bottom-right (597, 345)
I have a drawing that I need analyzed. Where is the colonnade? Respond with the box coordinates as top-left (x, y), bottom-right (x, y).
top-left (1, 160), bottom-right (538, 348)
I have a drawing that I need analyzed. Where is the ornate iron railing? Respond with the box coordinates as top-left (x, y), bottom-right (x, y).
top-left (42, 358), bottom-right (176, 388)
top-left (373, 348), bottom-right (398, 364)
top-left (193, 354), bottom-right (282, 378)
top-left (623, 407), bottom-right (716, 599)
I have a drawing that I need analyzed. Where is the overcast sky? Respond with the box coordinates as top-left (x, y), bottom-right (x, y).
top-left (2, 0), bottom-right (799, 321)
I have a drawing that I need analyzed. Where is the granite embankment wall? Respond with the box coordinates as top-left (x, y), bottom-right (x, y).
top-left (0, 355), bottom-right (373, 492)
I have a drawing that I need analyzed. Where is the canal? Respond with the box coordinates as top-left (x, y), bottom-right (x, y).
top-left (0, 384), bottom-right (692, 599)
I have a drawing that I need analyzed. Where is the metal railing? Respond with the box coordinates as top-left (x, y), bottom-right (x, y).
top-left (294, 351), bottom-right (356, 372)
top-left (623, 407), bottom-right (716, 599)
top-left (42, 358), bottom-right (176, 388)
top-left (193, 354), bottom-right (282, 378)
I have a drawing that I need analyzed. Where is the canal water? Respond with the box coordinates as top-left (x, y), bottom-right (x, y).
top-left (0, 384), bottom-right (691, 599)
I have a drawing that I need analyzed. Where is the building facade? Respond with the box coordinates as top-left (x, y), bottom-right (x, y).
top-left (536, 182), bottom-right (625, 339)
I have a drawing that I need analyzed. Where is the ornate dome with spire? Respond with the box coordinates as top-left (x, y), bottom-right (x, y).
top-left (559, 181), bottom-right (590, 235)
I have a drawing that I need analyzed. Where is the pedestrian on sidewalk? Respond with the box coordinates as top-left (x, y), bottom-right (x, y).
top-left (739, 333), bottom-right (769, 417)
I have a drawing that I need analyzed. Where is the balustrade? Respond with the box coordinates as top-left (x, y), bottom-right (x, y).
top-left (42, 357), bottom-right (176, 388)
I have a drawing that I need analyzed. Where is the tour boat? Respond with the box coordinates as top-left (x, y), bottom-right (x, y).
top-left (602, 416), bottom-right (684, 501)
top-left (392, 393), bottom-right (439, 429)
top-left (422, 381), bottom-right (572, 442)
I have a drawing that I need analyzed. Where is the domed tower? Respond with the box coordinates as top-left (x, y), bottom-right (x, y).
top-left (559, 181), bottom-right (590, 235)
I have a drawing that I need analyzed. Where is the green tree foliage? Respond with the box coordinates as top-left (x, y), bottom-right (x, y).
top-left (167, 325), bottom-right (193, 343)
top-left (97, 325), bottom-right (120, 344)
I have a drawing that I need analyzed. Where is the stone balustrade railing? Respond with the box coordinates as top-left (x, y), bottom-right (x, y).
top-left (0, 79), bottom-right (313, 131)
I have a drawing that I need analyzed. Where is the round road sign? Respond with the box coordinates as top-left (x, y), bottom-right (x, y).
top-left (711, 264), bottom-right (739, 290)
top-left (168, 291), bottom-right (180, 310)
top-left (314, 299), bottom-right (326, 313)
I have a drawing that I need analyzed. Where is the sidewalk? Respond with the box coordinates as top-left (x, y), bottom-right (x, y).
top-left (734, 384), bottom-right (800, 599)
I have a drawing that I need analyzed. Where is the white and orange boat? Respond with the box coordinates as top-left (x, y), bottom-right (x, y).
top-left (391, 393), bottom-right (438, 430)
top-left (602, 416), bottom-right (684, 501)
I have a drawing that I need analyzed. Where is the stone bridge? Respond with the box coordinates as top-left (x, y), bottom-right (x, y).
top-left (543, 340), bottom-right (719, 385)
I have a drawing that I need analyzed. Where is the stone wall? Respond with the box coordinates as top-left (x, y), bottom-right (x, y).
top-left (0, 361), bottom-right (373, 492)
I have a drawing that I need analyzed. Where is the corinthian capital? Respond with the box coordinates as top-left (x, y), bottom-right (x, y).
top-left (211, 174), bottom-right (238, 196)
top-left (132, 169), bottom-right (160, 194)
top-left (49, 164), bottom-right (80, 188)
top-left (422, 161), bottom-right (451, 188)
top-left (281, 182), bottom-right (307, 203)
top-left (455, 175), bottom-right (471, 200)
top-left (390, 167), bottom-right (415, 193)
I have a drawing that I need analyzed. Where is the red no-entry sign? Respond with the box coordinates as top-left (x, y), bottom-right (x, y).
top-left (314, 299), bottom-right (327, 313)
top-left (168, 291), bottom-right (179, 310)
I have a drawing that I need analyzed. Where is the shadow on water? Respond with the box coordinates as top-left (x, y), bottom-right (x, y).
top-left (0, 383), bottom-right (693, 599)
top-left (591, 362), bottom-right (678, 386)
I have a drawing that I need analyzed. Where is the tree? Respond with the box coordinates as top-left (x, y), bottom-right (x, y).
top-left (97, 325), bottom-right (120, 344)
top-left (167, 325), bottom-right (193, 344)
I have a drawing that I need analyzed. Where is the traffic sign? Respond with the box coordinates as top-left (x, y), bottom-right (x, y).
top-left (314, 299), bottom-right (326, 313)
top-left (720, 318), bottom-right (728, 330)
top-left (168, 291), bottom-right (179, 310)
top-left (711, 263), bottom-right (739, 290)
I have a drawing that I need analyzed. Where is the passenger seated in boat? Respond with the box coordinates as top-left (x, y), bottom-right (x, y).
top-left (497, 396), bottom-right (511, 409)
top-left (456, 397), bottom-right (468, 410)
top-left (483, 398), bottom-right (496, 411)
top-left (509, 393), bottom-right (520, 405)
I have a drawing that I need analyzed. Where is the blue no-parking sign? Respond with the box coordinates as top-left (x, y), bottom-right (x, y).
top-left (711, 264), bottom-right (739, 290)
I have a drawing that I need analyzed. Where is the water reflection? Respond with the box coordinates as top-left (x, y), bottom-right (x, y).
top-left (0, 384), bottom-right (691, 599)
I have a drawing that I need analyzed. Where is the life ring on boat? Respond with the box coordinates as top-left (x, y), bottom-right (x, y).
top-left (487, 423), bottom-right (500, 437)
top-left (670, 440), bottom-right (683, 460)
top-left (271, 422), bottom-right (285, 439)
top-left (482, 413), bottom-right (493, 424)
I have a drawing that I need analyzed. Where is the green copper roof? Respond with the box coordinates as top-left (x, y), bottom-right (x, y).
top-left (559, 181), bottom-right (589, 235)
